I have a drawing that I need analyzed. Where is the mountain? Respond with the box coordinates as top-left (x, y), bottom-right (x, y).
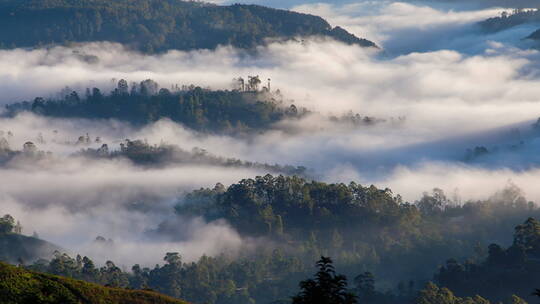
top-left (0, 0), bottom-right (377, 52)
top-left (0, 233), bottom-right (61, 264)
top-left (527, 28), bottom-right (540, 40)
top-left (478, 9), bottom-right (540, 33)
top-left (0, 261), bottom-right (189, 304)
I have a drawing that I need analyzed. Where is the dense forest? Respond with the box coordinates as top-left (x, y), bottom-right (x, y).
top-left (3, 78), bottom-right (390, 135)
top-left (4, 174), bottom-right (539, 304)
top-left (478, 8), bottom-right (540, 45)
top-left (478, 9), bottom-right (540, 33)
top-left (0, 0), bottom-right (377, 52)
top-left (0, 124), bottom-right (309, 176)
top-left (4, 78), bottom-right (308, 134)
top-left (79, 139), bottom-right (308, 175)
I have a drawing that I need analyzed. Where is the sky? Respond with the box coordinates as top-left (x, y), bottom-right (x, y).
top-left (2, 0), bottom-right (540, 266)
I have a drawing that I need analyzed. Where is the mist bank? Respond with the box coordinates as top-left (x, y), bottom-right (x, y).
top-left (4, 40), bottom-right (540, 132)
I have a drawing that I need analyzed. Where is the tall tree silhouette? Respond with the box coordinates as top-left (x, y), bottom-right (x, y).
top-left (292, 256), bottom-right (357, 304)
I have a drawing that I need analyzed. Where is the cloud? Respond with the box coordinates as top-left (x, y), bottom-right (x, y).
top-left (291, 1), bottom-right (521, 54)
top-left (0, 135), bottom-right (271, 265)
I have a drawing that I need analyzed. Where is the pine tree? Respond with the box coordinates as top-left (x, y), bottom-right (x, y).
top-left (292, 256), bottom-right (357, 304)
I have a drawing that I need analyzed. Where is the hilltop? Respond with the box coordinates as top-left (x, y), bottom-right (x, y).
top-left (0, 0), bottom-right (377, 52)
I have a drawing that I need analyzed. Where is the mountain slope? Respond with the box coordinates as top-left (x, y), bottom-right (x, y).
top-left (0, 0), bottom-right (377, 52)
top-left (478, 9), bottom-right (540, 33)
top-left (0, 261), bottom-right (189, 304)
top-left (0, 233), bottom-right (61, 264)
top-left (527, 28), bottom-right (540, 40)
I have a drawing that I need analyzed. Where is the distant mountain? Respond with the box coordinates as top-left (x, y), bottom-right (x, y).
top-left (478, 9), bottom-right (540, 33)
top-left (0, 0), bottom-right (377, 52)
top-left (0, 261), bottom-right (189, 304)
top-left (527, 28), bottom-right (540, 40)
top-left (0, 233), bottom-right (61, 263)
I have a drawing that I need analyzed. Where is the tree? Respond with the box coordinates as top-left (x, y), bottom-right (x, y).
top-left (506, 295), bottom-right (527, 304)
top-left (416, 282), bottom-right (459, 304)
top-left (248, 75), bottom-right (261, 91)
top-left (164, 252), bottom-right (182, 266)
top-left (514, 217), bottom-right (540, 255)
top-left (0, 214), bottom-right (15, 234)
top-left (292, 256), bottom-right (357, 304)
top-left (354, 272), bottom-right (375, 301)
top-left (117, 79), bottom-right (129, 95)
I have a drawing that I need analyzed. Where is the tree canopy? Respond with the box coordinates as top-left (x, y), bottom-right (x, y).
top-left (0, 0), bottom-right (377, 52)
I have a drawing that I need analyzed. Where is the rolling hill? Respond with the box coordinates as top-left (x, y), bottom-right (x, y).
top-left (0, 261), bottom-right (189, 304)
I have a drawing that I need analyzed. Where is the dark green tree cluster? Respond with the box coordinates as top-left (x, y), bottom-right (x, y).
top-left (5, 79), bottom-right (306, 133)
top-left (8, 176), bottom-right (540, 304)
top-left (434, 218), bottom-right (540, 303)
top-left (30, 250), bottom-right (310, 304)
top-left (0, 214), bottom-right (22, 235)
top-left (415, 282), bottom-right (495, 304)
top-left (29, 251), bottom-right (129, 288)
top-left (292, 256), bottom-right (357, 304)
top-left (79, 139), bottom-right (307, 175)
top-left (175, 174), bottom-right (414, 238)
top-left (0, 0), bottom-right (376, 52)
top-left (0, 214), bottom-right (16, 234)
top-left (479, 9), bottom-right (540, 33)
top-left (172, 176), bottom-right (540, 302)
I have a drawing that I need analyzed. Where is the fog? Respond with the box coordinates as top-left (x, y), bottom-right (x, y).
top-left (3, 0), bottom-right (540, 266)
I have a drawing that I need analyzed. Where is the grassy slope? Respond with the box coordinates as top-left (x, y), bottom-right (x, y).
top-left (0, 262), bottom-right (189, 304)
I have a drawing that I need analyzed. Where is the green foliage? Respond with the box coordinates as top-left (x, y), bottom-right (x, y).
top-left (0, 261), bottom-right (189, 304)
top-left (292, 256), bottom-right (357, 304)
top-left (0, 214), bottom-right (15, 234)
top-left (11, 178), bottom-right (540, 304)
top-left (0, 0), bottom-right (376, 52)
top-left (78, 139), bottom-right (307, 175)
top-left (6, 80), bottom-right (307, 133)
top-left (416, 282), bottom-right (491, 304)
top-left (176, 174), bottom-right (412, 238)
top-left (435, 218), bottom-right (540, 303)
top-left (479, 9), bottom-right (540, 33)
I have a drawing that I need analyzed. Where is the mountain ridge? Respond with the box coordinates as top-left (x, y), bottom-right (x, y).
top-left (0, 0), bottom-right (377, 52)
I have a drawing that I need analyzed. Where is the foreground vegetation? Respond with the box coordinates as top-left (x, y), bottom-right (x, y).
top-left (7, 174), bottom-right (538, 304)
top-left (0, 261), bottom-right (189, 304)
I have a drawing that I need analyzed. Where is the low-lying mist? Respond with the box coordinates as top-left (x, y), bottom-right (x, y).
top-left (3, 0), bottom-right (540, 267)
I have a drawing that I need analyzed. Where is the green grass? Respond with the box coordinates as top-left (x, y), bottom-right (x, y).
top-left (0, 262), bottom-right (190, 304)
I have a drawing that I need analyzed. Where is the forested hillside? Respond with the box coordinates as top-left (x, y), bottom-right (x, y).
top-left (434, 217), bottom-right (540, 303)
top-left (0, 261), bottom-right (189, 304)
top-left (479, 9), bottom-right (540, 33)
top-left (15, 174), bottom-right (540, 304)
top-left (4, 79), bottom-right (307, 133)
top-left (478, 8), bottom-right (540, 46)
top-left (0, 0), bottom-right (377, 52)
